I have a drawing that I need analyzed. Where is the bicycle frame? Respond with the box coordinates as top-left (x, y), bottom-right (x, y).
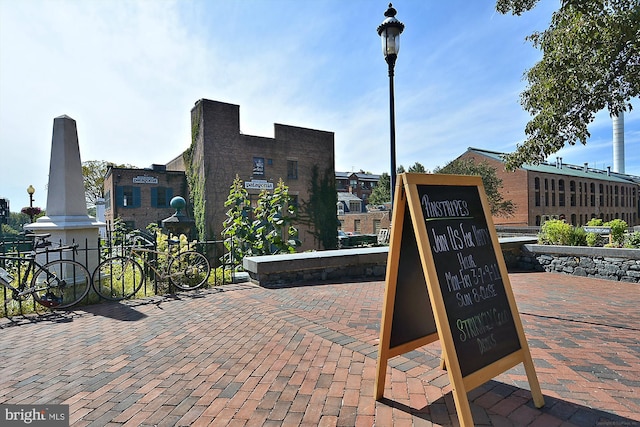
top-left (0, 253), bottom-right (50, 299)
top-left (1, 241), bottom-right (91, 310)
top-left (127, 245), bottom-right (175, 282)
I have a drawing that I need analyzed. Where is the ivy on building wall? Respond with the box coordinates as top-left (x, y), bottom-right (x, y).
top-left (183, 107), bottom-right (207, 241)
top-left (300, 165), bottom-right (339, 250)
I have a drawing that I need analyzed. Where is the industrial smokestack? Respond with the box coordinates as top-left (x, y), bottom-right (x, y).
top-left (613, 111), bottom-right (625, 173)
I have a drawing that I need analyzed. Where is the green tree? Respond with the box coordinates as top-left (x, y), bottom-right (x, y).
top-left (252, 179), bottom-right (299, 255)
top-left (605, 218), bottom-right (628, 247)
top-left (221, 176), bottom-right (299, 267)
top-left (83, 160), bottom-right (107, 207)
top-left (398, 162), bottom-right (428, 173)
top-left (369, 172), bottom-right (391, 205)
top-left (221, 175), bottom-right (253, 266)
top-left (300, 165), bottom-right (339, 250)
top-left (82, 160), bottom-right (137, 208)
top-left (434, 158), bottom-right (516, 217)
top-left (496, 0), bottom-right (639, 169)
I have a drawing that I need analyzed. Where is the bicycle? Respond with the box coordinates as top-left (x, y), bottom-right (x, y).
top-left (0, 234), bottom-right (92, 309)
top-left (92, 232), bottom-right (211, 301)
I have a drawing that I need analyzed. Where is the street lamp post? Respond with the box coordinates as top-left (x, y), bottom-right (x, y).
top-left (377, 3), bottom-right (404, 208)
top-left (27, 185), bottom-right (36, 223)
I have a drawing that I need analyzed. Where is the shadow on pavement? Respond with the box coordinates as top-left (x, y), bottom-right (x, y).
top-left (380, 380), bottom-right (637, 426)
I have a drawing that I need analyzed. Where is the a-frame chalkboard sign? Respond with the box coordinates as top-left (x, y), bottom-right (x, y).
top-left (375, 173), bottom-right (544, 426)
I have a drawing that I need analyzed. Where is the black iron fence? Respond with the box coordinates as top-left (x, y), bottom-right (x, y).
top-left (1, 232), bottom-right (236, 318)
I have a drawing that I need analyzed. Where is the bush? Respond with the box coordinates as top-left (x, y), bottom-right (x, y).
top-left (539, 219), bottom-right (588, 246)
top-left (604, 219), bottom-right (628, 247)
top-left (586, 232), bottom-right (604, 247)
top-left (538, 219), bottom-right (572, 245)
top-left (625, 231), bottom-right (640, 249)
top-left (568, 227), bottom-right (587, 246)
top-left (586, 218), bottom-right (604, 226)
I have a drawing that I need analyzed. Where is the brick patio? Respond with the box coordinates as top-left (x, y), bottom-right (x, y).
top-left (1, 271), bottom-right (638, 426)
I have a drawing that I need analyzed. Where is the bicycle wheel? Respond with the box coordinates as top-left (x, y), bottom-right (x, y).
top-left (92, 256), bottom-right (145, 301)
top-left (168, 251), bottom-right (210, 290)
top-left (31, 260), bottom-right (91, 309)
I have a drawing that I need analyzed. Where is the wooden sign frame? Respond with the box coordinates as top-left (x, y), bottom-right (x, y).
top-left (375, 173), bottom-right (544, 426)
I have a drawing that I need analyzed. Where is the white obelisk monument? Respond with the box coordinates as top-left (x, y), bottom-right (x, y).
top-left (25, 115), bottom-right (102, 270)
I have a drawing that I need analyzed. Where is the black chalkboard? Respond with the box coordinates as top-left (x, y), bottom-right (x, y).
top-left (376, 174), bottom-right (544, 425)
top-left (416, 184), bottom-right (521, 377)
top-left (390, 206), bottom-right (437, 349)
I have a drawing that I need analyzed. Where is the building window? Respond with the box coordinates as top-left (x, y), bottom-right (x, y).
top-left (354, 219), bottom-right (361, 233)
top-left (579, 182), bottom-right (582, 207)
top-left (615, 186), bottom-right (619, 207)
top-left (590, 183), bottom-right (595, 207)
top-left (287, 160), bottom-right (298, 180)
top-left (151, 187), bottom-right (173, 208)
top-left (373, 219), bottom-right (381, 234)
top-left (535, 191), bottom-right (540, 207)
top-left (117, 186), bottom-right (141, 208)
top-left (570, 181), bottom-right (576, 207)
top-left (534, 177), bottom-right (540, 190)
top-left (105, 190), bottom-right (111, 210)
top-left (349, 201), bottom-right (360, 213)
top-left (599, 184), bottom-right (604, 206)
top-left (544, 179), bottom-right (549, 206)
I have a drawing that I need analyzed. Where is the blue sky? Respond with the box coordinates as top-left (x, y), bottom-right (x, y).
top-left (1, 0), bottom-right (638, 212)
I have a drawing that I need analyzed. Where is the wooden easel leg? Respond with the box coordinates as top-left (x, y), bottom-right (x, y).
top-left (523, 358), bottom-right (545, 408)
top-left (375, 354), bottom-right (388, 400)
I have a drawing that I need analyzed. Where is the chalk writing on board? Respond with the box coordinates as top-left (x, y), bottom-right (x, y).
top-left (417, 184), bottom-right (521, 377)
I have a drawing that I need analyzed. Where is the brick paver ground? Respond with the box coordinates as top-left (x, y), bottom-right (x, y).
top-left (1, 271), bottom-right (638, 426)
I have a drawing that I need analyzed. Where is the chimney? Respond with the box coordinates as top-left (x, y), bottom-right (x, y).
top-left (584, 162), bottom-right (588, 172)
top-left (613, 112), bottom-right (625, 173)
top-left (607, 166), bottom-right (611, 176)
top-left (558, 157), bottom-right (562, 169)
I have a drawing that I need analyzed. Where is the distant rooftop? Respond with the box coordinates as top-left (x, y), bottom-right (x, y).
top-left (335, 171), bottom-right (381, 181)
top-left (467, 147), bottom-right (640, 185)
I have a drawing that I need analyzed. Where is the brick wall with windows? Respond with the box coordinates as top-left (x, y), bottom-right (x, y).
top-left (103, 166), bottom-right (188, 231)
top-left (167, 99), bottom-right (335, 251)
top-left (458, 148), bottom-right (640, 227)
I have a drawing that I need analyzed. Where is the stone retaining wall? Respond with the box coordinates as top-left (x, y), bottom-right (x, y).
top-left (243, 240), bottom-right (640, 287)
top-left (517, 244), bottom-right (640, 283)
top-left (243, 247), bottom-right (388, 288)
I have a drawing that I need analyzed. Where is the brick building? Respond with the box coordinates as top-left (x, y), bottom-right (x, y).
top-left (166, 99), bottom-right (335, 251)
top-left (103, 165), bottom-right (188, 231)
top-left (458, 147), bottom-right (640, 227)
top-left (335, 172), bottom-right (390, 235)
top-left (336, 171), bottom-right (380, 207)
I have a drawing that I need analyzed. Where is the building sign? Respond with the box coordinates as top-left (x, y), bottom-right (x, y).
top-left (245, 180), bottom-right (273, 190)
top-left (133, 176), bottom-right (159, 184)
top-left (253, 157), bottom-right (265, 176)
